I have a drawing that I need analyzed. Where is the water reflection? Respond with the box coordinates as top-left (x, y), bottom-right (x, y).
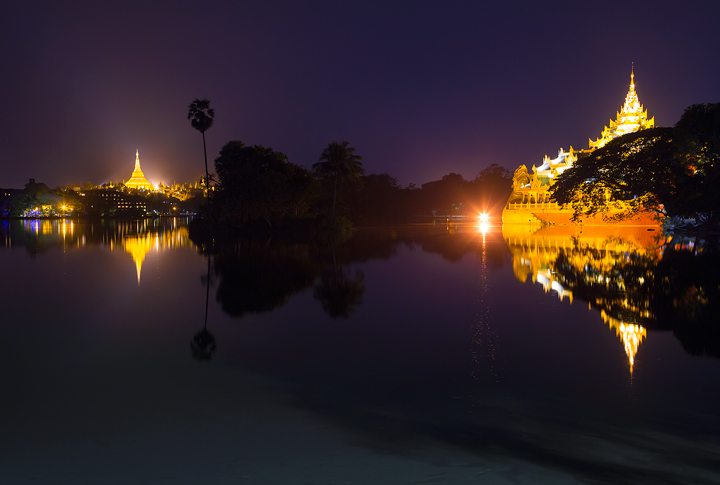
top-left (3, 219), bottom-right (720, 481)
top-left (472, 221), bottom-right (501, 383)
top-left (503, 224), bottom-right (720, 369)
top-left (1, 218), bottom-right (195, 283)
top-left (4, 218), bottom-right (716, 366)
top-left (313, 244), bottom-right (365, 318)
top-left (191, 253), bottom-right (217, 361)
top-left (190, 224), bottom-right (510, 321)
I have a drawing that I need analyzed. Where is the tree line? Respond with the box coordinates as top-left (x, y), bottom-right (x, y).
top-left (187, 99), bottom-right (512, 231)
top-left (188, 99), bottom-right (511, 230)
top-left (199, 140), bottom-right (512, 230)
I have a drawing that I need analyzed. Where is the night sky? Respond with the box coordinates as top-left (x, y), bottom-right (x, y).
top-left (2, 1), bottom-right (719, 189)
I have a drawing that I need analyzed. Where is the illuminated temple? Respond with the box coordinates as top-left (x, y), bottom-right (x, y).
top-left (503, 68), bottom-right (657, 226)
top-left (124, 150), bottom-right (154, 191)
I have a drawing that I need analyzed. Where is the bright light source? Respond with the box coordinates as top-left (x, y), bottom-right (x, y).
top-left (479, 213), bottom-right (489, 222)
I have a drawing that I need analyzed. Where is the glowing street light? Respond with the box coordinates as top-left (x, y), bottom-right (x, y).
top-left (479, 212), bottom-right (489, 223)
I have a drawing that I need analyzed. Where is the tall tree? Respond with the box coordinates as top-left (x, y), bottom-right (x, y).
top-left (312, 141), bottom-right (365, 222)
top-left (187, 99), bottom-right (215, 200)
top-left (550, 103), bottom-right (720, 227)
top-left (214, 141), bottom-right (314, 226)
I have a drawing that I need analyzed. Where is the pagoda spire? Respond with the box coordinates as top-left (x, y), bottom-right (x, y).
top-left (125, 149), bottom-right (154, 190)
top-left (588, 66), bottom-right (654, 149)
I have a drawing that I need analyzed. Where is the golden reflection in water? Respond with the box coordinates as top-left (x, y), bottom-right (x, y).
top-left (602, 312), bottom-right (647, 374)
top-left (121, 227), bottom-right (191, 284)
top-left (122, 235), bottom-right (154, 284)
top-left (473, 220), bottom-right (500, 382)
top-left (502, 224), bottom-right (658, 373)
top-left (13, 219), bottom-right (194, 284)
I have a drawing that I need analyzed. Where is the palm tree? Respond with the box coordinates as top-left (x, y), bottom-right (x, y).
top-left (187, 99), bottom-right (215, 200)
top-left (312, 141), bottom-right (364, 223)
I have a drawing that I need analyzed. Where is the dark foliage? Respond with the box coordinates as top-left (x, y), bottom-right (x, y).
top-left (212, 141), bottom-right (317, 226)
top-left (313, 141), bottom-right (365, 223)
top-left (551, 103), bottom-right (720, 226)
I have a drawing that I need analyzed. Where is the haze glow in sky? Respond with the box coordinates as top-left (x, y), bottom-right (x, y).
top-left (2, 1), bottom-right (719, 188)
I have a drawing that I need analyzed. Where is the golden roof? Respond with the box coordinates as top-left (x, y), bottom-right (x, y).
top-left (589, 66), bottom-right (655, 149)
top-left (125, 150), bottom-right (154, 190)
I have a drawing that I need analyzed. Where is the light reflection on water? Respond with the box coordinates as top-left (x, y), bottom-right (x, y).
top-left (502, 224), bottom-right (660, 373)
top-left (1, 219), bottom-right (719, 483)
top-left (7, 218), bottom-right (195, 283)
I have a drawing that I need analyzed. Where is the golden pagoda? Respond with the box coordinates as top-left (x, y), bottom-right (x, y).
top-left (588, 66), bottom-right (655, 149)
top-left (503, 67), bottom-right (659, 226)
top-left (125, 150), bottom-right (154, 191)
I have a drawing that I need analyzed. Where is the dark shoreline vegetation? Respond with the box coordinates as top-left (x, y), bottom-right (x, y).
top-left (0, 144), bottom-right (513, 232)
top-left (189, 140), bottom-right (514, 237)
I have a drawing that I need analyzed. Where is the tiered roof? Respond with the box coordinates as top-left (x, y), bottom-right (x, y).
top-left (588, 67), bottom-right (654, 149)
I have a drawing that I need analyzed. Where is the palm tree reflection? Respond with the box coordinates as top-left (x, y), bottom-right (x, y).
top-left (314, 266), bottom-right (365, 318)
top-left (191, 253), bottom-right (217, 361)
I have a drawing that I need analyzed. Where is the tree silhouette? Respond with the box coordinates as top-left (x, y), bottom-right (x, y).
top-left (213, 141), bottom-right (315, 226)
top-left (313, 141), bottom-right (364, 223)
top-left (187, 99), bottom-right (215, 201)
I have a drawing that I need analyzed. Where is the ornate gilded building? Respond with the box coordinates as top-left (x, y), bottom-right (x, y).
top-left (589, 67), bottom-right (654, 149)
top-left (503, 68), bottom-right (657, 226)
top-left (125, 150), bottom-right (154, 191)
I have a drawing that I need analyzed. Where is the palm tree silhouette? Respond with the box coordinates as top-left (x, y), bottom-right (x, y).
top-left (187, 99), bottom-right (215, 200)
top-left (312, 141), bottom-right (364, 223)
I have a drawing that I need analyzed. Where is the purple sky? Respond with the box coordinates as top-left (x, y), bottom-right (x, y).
top-left (2, 1), bottom-right (719, 189)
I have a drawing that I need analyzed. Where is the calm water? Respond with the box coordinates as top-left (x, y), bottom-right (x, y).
top-left (1, 218), bottom-right (719, 484)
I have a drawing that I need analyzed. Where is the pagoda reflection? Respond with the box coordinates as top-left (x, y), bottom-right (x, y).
top-left (503, 224), bottom-right (661, 372)
top-left (5, 218), bottom-right (195, 282)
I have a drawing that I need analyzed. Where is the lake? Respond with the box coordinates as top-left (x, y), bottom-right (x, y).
top-left (1, 218), bottom-right (719, 484)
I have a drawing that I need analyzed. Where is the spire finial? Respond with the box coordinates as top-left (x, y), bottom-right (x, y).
top-left (631, 62), bottom-right (634, 84)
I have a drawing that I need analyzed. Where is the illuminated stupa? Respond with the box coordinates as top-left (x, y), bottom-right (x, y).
top-left (125, 150), bottom-right (154, 191)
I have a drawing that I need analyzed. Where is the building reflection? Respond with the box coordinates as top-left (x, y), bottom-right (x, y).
top-left (5, 218), bottom-right (195, 283)
top-left (502, 224), bottom-right (661, 373)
